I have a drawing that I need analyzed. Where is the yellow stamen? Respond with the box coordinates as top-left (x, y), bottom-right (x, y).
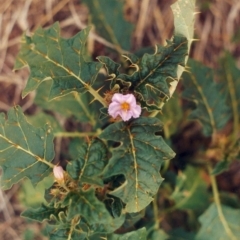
top-left (121, 102), bottom-right (130, 111)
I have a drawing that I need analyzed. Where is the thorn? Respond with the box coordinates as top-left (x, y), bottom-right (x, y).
top-left (65, 160), bottom-right (71, 165)
top-left (191, 38), bottom-right (200, 42)
top-left (85, 136), bottom-right (90, 143)
top-left (122, 54), bottom-right (132, 63)
top-left (105, 77), bottom-right (113, 82)
top-left (96, 85), bottom-right (104, 93)
top-left (194, 11), bottom-right (201, 16)
top-left (89, 98), bottom-right (97, 105)
top-left (184, 68), bottom-right (192, 74)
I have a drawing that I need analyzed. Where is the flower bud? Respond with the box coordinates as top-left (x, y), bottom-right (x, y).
top-left (53, 165), bottom-right (64, 181)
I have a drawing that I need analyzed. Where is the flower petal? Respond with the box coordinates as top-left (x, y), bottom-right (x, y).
top-left (108, 102), bottom-right (122, 118)
top-left (120, 110), bottom-right (132, 121)
top-left (112, 93), bottom-right (124, 103)
top-left (131, 104), bottom-right (142, 118)
top-left (125, 94), bottom-right (136, 104)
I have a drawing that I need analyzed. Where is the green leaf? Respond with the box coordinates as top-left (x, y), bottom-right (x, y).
top-left (21, 203), bottom-right (65, 222)
top-left (89, 214), bottom-right (125, 237)
top-left (123, 211), bottom-right (145, 229)
top-left (100, 117), bottom-right (175, 212)
top-left (97, 56), bottom-right (121, 88)
top-left (14, 22), bottom-right (102, 101)
top-left (218, 53), bottom-right (240, 140)
top-left (67, 138), bottom-right (108, 186)
top-left (117, 36), bottom-right (188, 110)
top-left (168, 228), bottom-right (195, 240)
top-left (34, 80), bottom-right (101, 127)
top-left (182, 59), bottom-right (231, 136)
top-left (150, 229), bottom-right (169, 240)
top-left (196, 203), bottom-right (240, 240)
top-left (171, 0), bottom-right (196, 50)
top-left (69, 138), bottom-right (83, 159)
top-left (45, 222), bottom-right (88, 240)
top-left (82, 0), bottom-right (134, 51)
top-left (159, 92), bottom-right (183, 137)
top-left (171, 0), bottom-right (196, 86)
top-left (0, 106), bottom-right (54, 189)
top-left (104, 195), bottom-right (123, 218)
top-left (110, 227), bottom-right (147, 240)
top-left (170, 166), bottom-right (210, 212)
top-left (26, 112), bottom-right (63, 134)
top-left (63, 188), bottom-right (112, 224)
top-left (19, 176), bottom-right (54, 208)
top-left (211, 160), bottom-right (230, 176)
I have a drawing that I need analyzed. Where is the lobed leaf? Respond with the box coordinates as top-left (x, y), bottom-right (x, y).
top-left (149, 229), bottom-right (169, 240)
top-left (218, 53), bottom-right (240, 144)
top-left (34, 78), bottom-right (105, 127)
top-left (82, 0), bottom-right (134, 51)
top-left (211, 160), bottom-right (230, 176)
top-left (14, 22), bottom-right (102, 101)
top-left (21, 203), bottom-right (65, 222)
top-left (182, 59), bottom-right (231, 136)
top-left (0, 106), bottom-right (54, 189)
top-left (26, 111), bottom-right (63, 134)
top-left (116, 36), bottom-right (188, 110)
top-left (196, 203), bottom-right (240, 240)
top-left (170, 166), bottom-right (210, 212)
top-left (110, 227), bottom-right (147, 240)
top-left (67, 138), bottom-right (108, 186)
top-left (219, 53), bottom-right (240, 113)
top-left (159, 92), bottom-right (183, 137)
top-left (63, 188), bottom-right (112, 225)
top-left (171, 0), bottom-right (196, 50)
top-left (45, 221), bottom-right (88, 240)
top-left (43, 199), bottom-right (124, 239)
top-left (100, 117), bottom-right (175, 212)
top-left (89, 214), bottom-right (125, 238)
top-left (168, 228), bottom-right (195, 240)
top-left (97, 56), bottom-right (121, 89)
top-left (169, 0), bottom-right (196, 102)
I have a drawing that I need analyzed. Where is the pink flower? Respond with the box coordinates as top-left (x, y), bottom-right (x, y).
top-left (108, 93), bottom-right (141, 121)
top-left (53, 165), bottom-right (64, 181)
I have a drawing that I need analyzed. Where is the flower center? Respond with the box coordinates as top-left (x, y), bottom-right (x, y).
top-left (121, 102), bottom-right (130, 111)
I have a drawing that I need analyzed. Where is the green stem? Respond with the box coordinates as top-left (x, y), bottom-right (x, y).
top-left (87, 87), bottom-right (107, 108)
top-left (67, 216), bottom-right (80, 240)
top-left (149, 100), bottom-right (166, 118)
top-left (225, 64), bottom-right (239, 146)
top-left (54, 131), bottom-right (100, 138)
top-left (152, 195), bottom-right (160, 230)
top-left (208, 165), bottom-right (237, 240)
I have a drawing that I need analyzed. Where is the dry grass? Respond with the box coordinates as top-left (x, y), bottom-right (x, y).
top-left (0, 0), bottom-right (240, 239)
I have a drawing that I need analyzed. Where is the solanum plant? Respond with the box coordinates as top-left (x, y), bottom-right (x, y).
top-left (1, 0), bottom-right (240, 239)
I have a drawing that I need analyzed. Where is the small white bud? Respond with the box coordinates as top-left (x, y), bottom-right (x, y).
top-left (53, 165), bottom-right (64, 181)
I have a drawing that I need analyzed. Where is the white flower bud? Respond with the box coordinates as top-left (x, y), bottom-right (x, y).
top-left (53, 165), bottom-right (64, 181)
